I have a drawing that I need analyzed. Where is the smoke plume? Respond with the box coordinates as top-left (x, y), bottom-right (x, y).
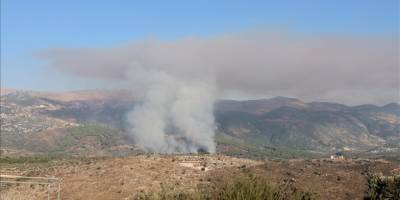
top-left (126, 68), bottom-right (216, 153)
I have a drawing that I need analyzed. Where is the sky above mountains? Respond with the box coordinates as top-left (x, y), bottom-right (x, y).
top-left (1, 0), bottom-right (399, 105)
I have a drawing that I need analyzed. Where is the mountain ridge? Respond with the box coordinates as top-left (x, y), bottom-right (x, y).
top-left (1, 89), bottom-right (399, 157)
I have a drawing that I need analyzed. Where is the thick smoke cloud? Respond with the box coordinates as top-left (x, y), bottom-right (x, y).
top-left (39, 32), bottom-right (399, 153)
top-left (40, 33), bottom-right (399, 105)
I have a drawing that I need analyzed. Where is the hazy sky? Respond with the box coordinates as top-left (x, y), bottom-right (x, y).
top-left (1, 0), bottom-right (399, 104)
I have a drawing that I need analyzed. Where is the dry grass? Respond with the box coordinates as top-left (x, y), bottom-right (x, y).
top-left (1, 155), bottom-right (398, 200)
top-left (133, 173), bottom-right (315, 200)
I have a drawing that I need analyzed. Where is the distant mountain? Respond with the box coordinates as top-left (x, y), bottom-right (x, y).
top-left (216, 107), bottom-right (382, 152)
top-left (215, 97), bottom-right (307, 114)
top-left (0, 88), bottom-right (17, 95)
top-left (216, 97), bottom-right (399, 153)
top-left (0, 88), bottom-right (134, 102)
top-left (307, 102), bottom-right (350, 111)
top-left (1, 90), bottom-right (136, 156)
top-left (2, 90), bottom-right (65, 107)
top-left (1, 89), bottom-right (399, 156)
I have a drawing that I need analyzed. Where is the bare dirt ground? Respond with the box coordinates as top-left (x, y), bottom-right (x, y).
top-left (0, 155), bottom-right (399, 200)
top-left (0, 155), bottom-right (259, 200)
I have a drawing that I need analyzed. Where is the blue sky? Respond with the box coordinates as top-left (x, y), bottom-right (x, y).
top-left (1, 0), bottom-right (399, 91)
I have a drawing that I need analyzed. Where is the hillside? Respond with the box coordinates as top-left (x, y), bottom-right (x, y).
top-left (1, 89), bottom-right (399, 158)
top-left (216, 98), bottom-right (399, 153)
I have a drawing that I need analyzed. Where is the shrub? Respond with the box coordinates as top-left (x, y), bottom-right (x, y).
top-left (207, 174), bottom-right (315, 200)
top-left (366, 174), bottom-right (400, 200)
top-left (133, 173), bottom-right (315, 200)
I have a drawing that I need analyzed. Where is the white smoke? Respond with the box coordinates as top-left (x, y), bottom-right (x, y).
top-left (126, 67), bottom-right (216, 153)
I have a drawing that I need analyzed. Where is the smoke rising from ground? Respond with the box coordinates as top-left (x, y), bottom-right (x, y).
top-left (126, 68), bottom-right (216, 153)
top-left (39, 32), bottom-right (399, 152)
